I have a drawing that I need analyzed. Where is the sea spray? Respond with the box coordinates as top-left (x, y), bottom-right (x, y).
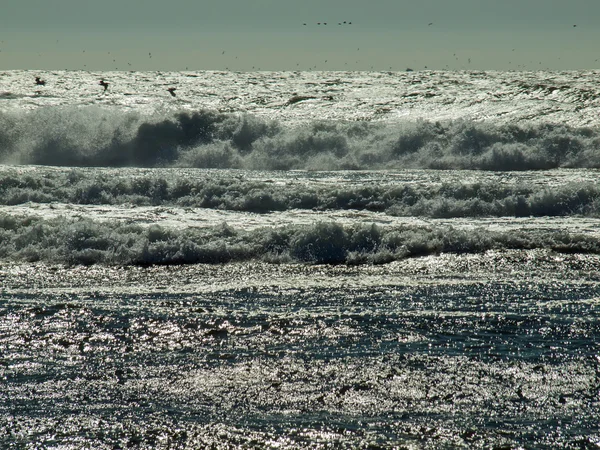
top-left (2, 214), bottom-right (599, 265)
top-left (1, 107), bottom-right (600, 170)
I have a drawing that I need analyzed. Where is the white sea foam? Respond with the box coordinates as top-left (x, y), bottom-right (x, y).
top-left (2, 70), bottom-right (600, 171)
top-left (2, 211), bottom-right (599, 266)
top-left (1, 106), bottom-right (600, 170)
top-left (1, 166), bottom-right (599, 218)
top-left (2, 70), bottom-right (600, 448)
top-left (0, 70), bottom-right (599, 267)
top-left (2, 70), bottom-right (600, 127)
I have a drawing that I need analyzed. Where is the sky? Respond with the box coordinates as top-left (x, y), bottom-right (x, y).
top-left (1, 0), bottom-right (599, 71)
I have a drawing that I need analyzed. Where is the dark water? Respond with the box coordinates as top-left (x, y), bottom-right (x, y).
top-left (1, 260), bottom-right (599, 449)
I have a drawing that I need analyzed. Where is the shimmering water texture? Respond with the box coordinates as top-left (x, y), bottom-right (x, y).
top-left (1, 258), bottom-right (599, 449)
top-left (1, 70), bottom-right (600, 171)
top-left (1, 70), bottom-right (600, 448)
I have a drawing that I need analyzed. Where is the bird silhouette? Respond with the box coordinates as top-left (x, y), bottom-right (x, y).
top-left (167, 88), bottom-right (176, 97)
top-left (99, 80), bottom-right (109, 92)
top-left (35, 76), bottom-right (45, 86)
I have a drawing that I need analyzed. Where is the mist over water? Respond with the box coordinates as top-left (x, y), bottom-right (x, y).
top-left (1, 70), bottom-right (599, 448)
top-left (2, 106), bottom-right (600, 171)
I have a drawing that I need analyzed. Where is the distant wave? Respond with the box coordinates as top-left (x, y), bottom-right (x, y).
top-left (1, 106), bottom-right (600, 171)
top-left (1, 214), bottom-right (598, 266)
top-left (1, 168), bottom-right (599, 218)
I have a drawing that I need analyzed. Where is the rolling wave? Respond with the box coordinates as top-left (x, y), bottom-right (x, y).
top-left (1, 167), bottom-right (598, 218)
top-left (1, 106), bottom-right (600, 171)
top-left (1, 214), bottom-right (598, 266)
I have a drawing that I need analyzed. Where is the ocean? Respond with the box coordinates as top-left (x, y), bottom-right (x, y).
top-left (0, 69), bottom-right (599, 449)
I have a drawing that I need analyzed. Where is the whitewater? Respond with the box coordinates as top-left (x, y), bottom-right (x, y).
top-left (1, 69), bottom-right (599, 449)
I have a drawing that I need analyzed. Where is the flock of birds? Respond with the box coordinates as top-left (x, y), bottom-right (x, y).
top-left (12, 19), bottom-right (591, 74)
top-left (303, 21), bottom-right (352, 26)
top-left (34, 75), bottom-right (178, 96)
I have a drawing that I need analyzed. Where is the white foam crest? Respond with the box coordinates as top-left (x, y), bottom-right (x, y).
top-left (1, 106), bottom-right (600, 171)
top-left (2, 214), bottom-right (600, 266)
top-left (1, 165), bottom-right (600, 219)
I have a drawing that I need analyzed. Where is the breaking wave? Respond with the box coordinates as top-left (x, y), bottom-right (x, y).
top-left (2, 106), bottom-right (600, 171)
top-left (1, 167), bottom-right (599, 218)
top-left (1, 214), bottom-right (598, 266)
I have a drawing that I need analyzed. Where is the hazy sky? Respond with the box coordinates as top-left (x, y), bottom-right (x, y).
top-left (1, 0), bottom-right (599, 71)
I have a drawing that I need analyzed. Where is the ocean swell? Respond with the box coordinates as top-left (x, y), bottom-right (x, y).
top-left (1, 106), bottom-right (600, 171)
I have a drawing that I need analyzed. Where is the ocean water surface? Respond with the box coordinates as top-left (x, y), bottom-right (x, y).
top-left (0, 69), bottom-right (599, 448)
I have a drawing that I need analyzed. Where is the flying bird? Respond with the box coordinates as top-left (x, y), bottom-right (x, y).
top-left (35, 76), bottom-right (45, 86)
top-left (167, 87), bottom-right (176, 97)
top-left (99, 80), bottom-right (109, 92)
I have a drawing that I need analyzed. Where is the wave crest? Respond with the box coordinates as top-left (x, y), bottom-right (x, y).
top-left (2, 168), bottom-right (599, 218)
top-left (2, 214), bottom-right (599, 266)
top-left (2, 107), bottom-right (600, 170)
